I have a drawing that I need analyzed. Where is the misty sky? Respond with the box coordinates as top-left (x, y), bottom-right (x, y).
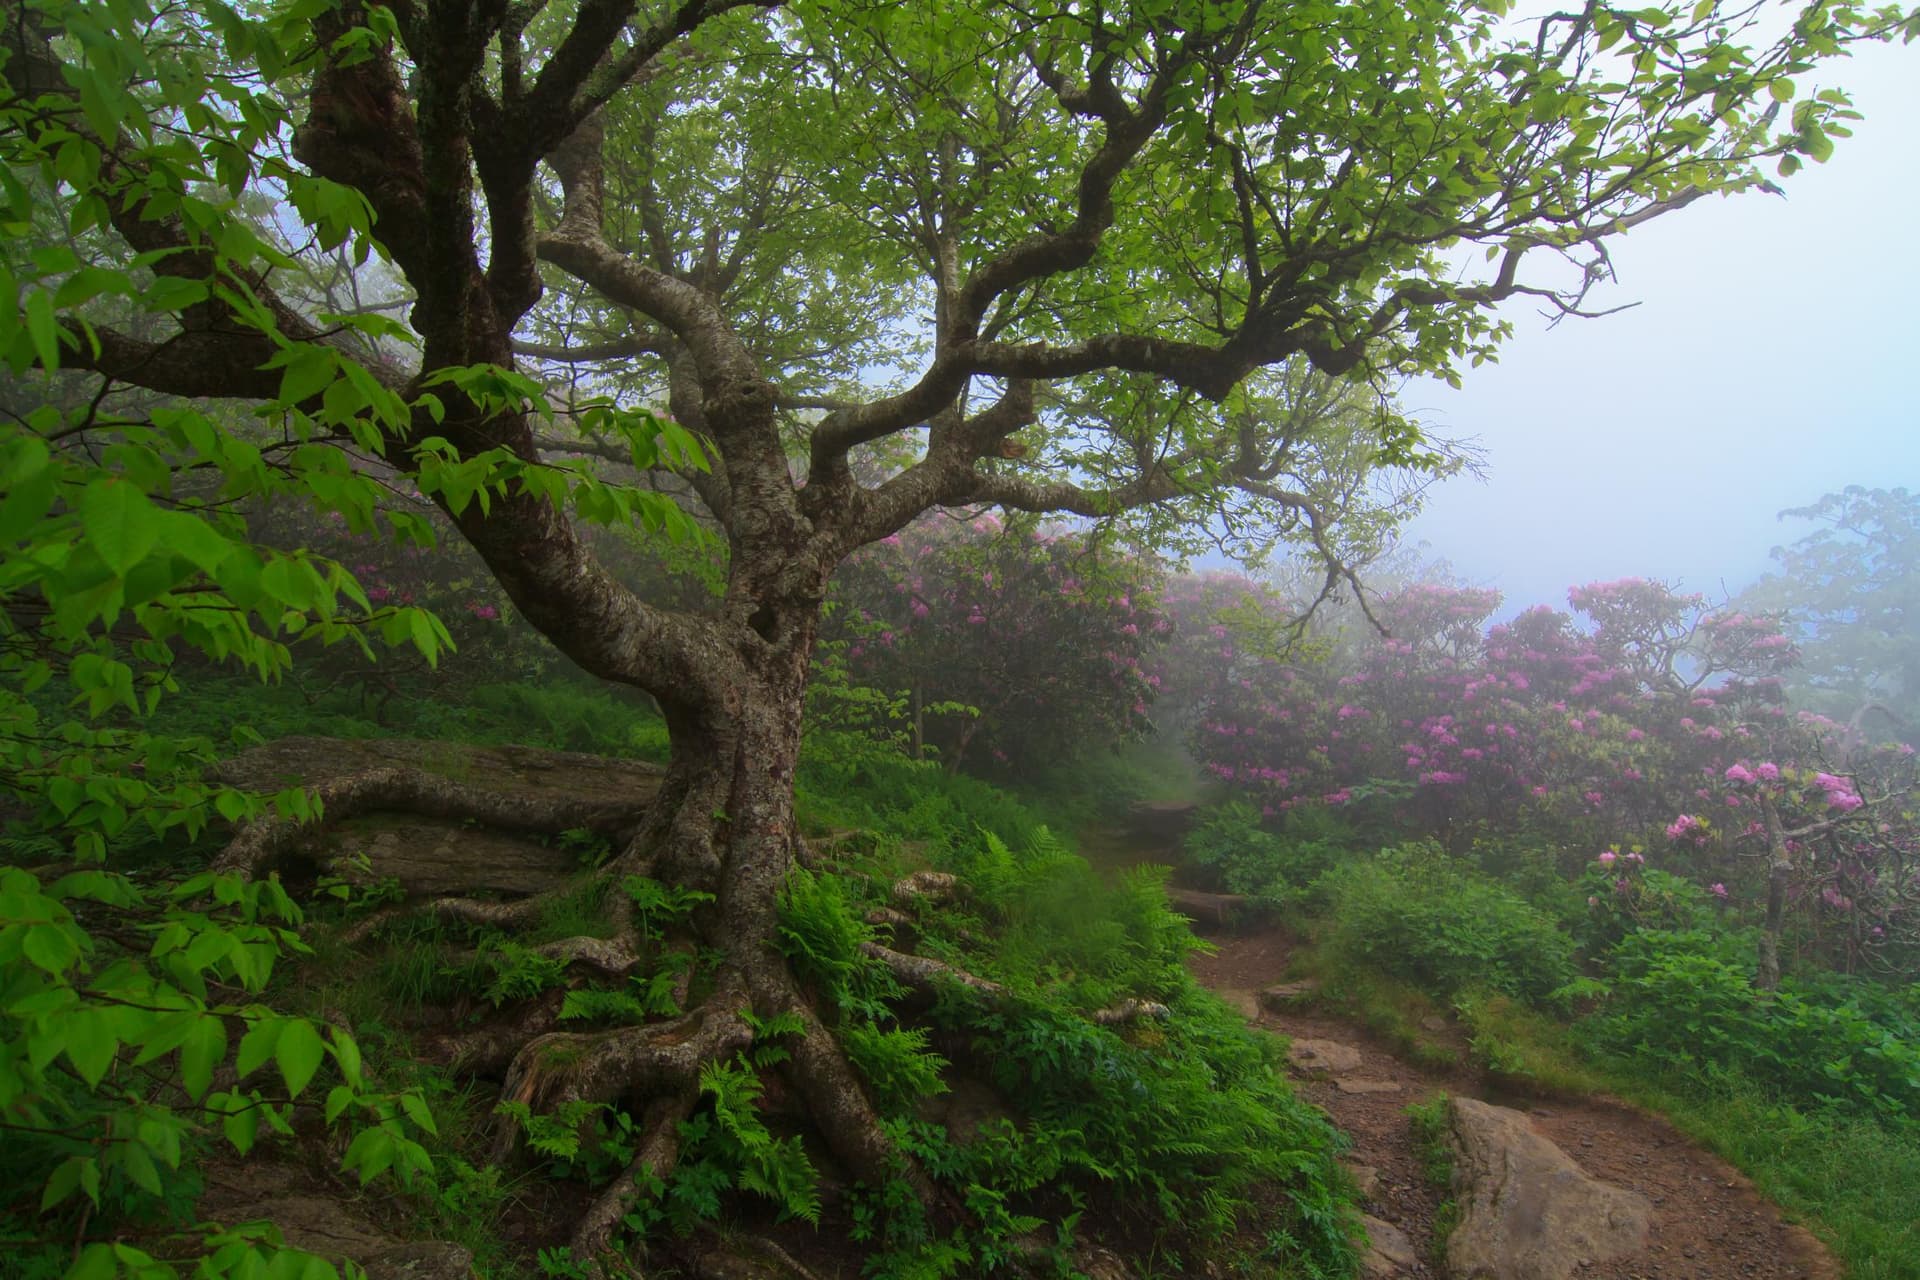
top-left (1399, 39), bottom-right (1919, 615)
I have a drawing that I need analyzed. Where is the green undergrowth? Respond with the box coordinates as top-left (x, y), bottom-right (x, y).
top-left (778, 782), bottom-right (1362, 1277)
top-left (1180, 801), bottom-right (1920, 1279)
top-left (2, 683), bottom-right (1366, 1280)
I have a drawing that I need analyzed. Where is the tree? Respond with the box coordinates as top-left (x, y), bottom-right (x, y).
top-left (826, 513), bottom-right (1169, 775)
top-left (1741, 487), bottom-right (1920, 735)
top-left (5, 0), bottom-right (1916, 1263)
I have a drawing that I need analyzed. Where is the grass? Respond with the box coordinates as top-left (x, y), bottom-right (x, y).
top-left (1404, 1095), bottom-right (1459, 1264)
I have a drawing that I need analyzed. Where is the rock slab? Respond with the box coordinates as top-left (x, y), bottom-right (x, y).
top-left (1286, 1037), bottom-right (1364, 1075)
top-left (1361, 1215), bottom-right (1418, 1277)
top-left (1446, 1096), bottom-right (1653, 1280)
top-left (1256, 979), bottom-right (1321, 1011)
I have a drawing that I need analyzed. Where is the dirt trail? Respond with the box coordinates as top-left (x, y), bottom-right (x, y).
top-left (1189, 924), bottom-right (1841, 1280)
top-left (1077, 811), bottom-right (1839, 1279)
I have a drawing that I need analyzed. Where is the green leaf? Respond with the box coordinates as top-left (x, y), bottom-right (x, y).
top-left (158, 508), bottom-right (236, 574)
top-left (224, 1099), bottom-right (262, 1154)
top-left (82, 479), bottom-right (161, 575)
top-left (119, 1141), bottom-right (163, 1196)
top-left (181, 1015), bottom-right (227, 1100)
top-left (41, 1155), bottom-right (100, 1210)
top-left (276, 1018), bottom-right (326, 1096)
top-left (24, 290), bottom-right (61, 370)
top-left (21, 922), bottom-right (81, 974)
top-left (64, 1008), bottom-right (118, 1087)
top-left (399, 1090), bottom-right (437, 1136)
top-left (278, 346), bottom-right (337, 406)
top-left (66, 1244), bottom-right (116, 1280)
top-left (236, 1015), bottom-right (283, 1080)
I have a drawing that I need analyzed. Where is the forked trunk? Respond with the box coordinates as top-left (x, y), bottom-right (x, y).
top-left (632, 610), bottom-right (922, 1200)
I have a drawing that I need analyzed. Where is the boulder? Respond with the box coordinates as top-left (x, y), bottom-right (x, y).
top-left (1127, 799), bottom-right (1198, 841)
top-left (1446, 1097), bottom-right (1653, 1280)
top-left (1071, 1244), bottom-right (1134, 1280)
top-left (327, 818), bottom-right (579, 897)
top-left (215, 735), bottom-right (664, 803)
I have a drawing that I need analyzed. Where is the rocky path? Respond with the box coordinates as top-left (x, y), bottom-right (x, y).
top-left (1189, 923), bottom-right (1841, 1280)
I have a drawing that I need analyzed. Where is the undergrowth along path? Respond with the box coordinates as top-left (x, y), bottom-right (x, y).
top-left (1189, 925), bottom-right (1841, 1280)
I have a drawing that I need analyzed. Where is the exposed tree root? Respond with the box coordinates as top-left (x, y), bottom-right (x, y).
top-left (499, 975), bottom-right (755, 1117)
top-left (866, 940), bottom-right (1165, 1025)
top-left (243, 774), bottom-right (972, 1254)
top-left (573, 1092), bottom-right (697, 1269)
top-left (1090, 997), bottom-right (1172, 1025)
top-left (214, 764), bottom-right (649, 880)
top-left (861, 941), bottom-right (1005, 998)
top-left (430, 995), bottom-right (568, 1078)
top-left (777, 989), bottom-right (948, 1213)
top-left (447, 933), bottom-right (647, 980)
top-left (427, 894), bottom-right (556, 929)
top-left (690, 1234), bottom-right (832, 1280)
top-left (890, 870), bottom-right (961, 909)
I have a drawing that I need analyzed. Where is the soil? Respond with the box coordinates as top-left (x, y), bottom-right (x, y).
top-left (1190, 923), bottom-right (1843, 1280)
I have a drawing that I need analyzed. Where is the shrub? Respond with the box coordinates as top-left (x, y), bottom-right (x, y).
top-left (1184, 800), bottom-right (1351, 907)
top-left (1316, 848), bottom-right (1578, 1004)
top-left (1583, 930), bottom-right (1920, 1124)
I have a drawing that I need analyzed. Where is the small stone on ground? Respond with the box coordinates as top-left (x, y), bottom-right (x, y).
top-left (1362, 1215), bottom-right (1419, 1277)
top-left (1334, 1078), bottom-right (1403, 1094)
top-left (1287, 1037), bottom-right (1365, 1075)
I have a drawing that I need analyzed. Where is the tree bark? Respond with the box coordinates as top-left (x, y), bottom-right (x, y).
top-left (1757, 793), bottom-right (1792, 991)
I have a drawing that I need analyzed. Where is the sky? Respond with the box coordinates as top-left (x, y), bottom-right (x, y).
top-left (1398, 38), bottom-right (1920, 616)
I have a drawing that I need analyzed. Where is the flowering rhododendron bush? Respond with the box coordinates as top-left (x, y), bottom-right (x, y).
top-left (823, 515), bottom-right (1168, 773)
top-left (1177, 576), bottom-right (1920, 978)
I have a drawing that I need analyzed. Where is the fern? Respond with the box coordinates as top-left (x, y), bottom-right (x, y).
top-left (697, 1058), bottom-right (821, 1224)
top-left (841, 1022), bottom-right (949, 1112)
top-left (558, 988), bottom-right (650, 1025)
top-left (776, 866), bottom-right (900, 1017)
top-left (742, 1008), bottom-right (808, 1067)
top-left (495, 1099), bottom-right (606, 1160)
top-left (467, 940), bottom-right (568, 1006)
top-left (622, 874), bottom-right (715, 936)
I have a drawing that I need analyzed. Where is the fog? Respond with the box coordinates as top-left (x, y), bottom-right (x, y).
top-left (1401, 40), bottom-right (1920, 614)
